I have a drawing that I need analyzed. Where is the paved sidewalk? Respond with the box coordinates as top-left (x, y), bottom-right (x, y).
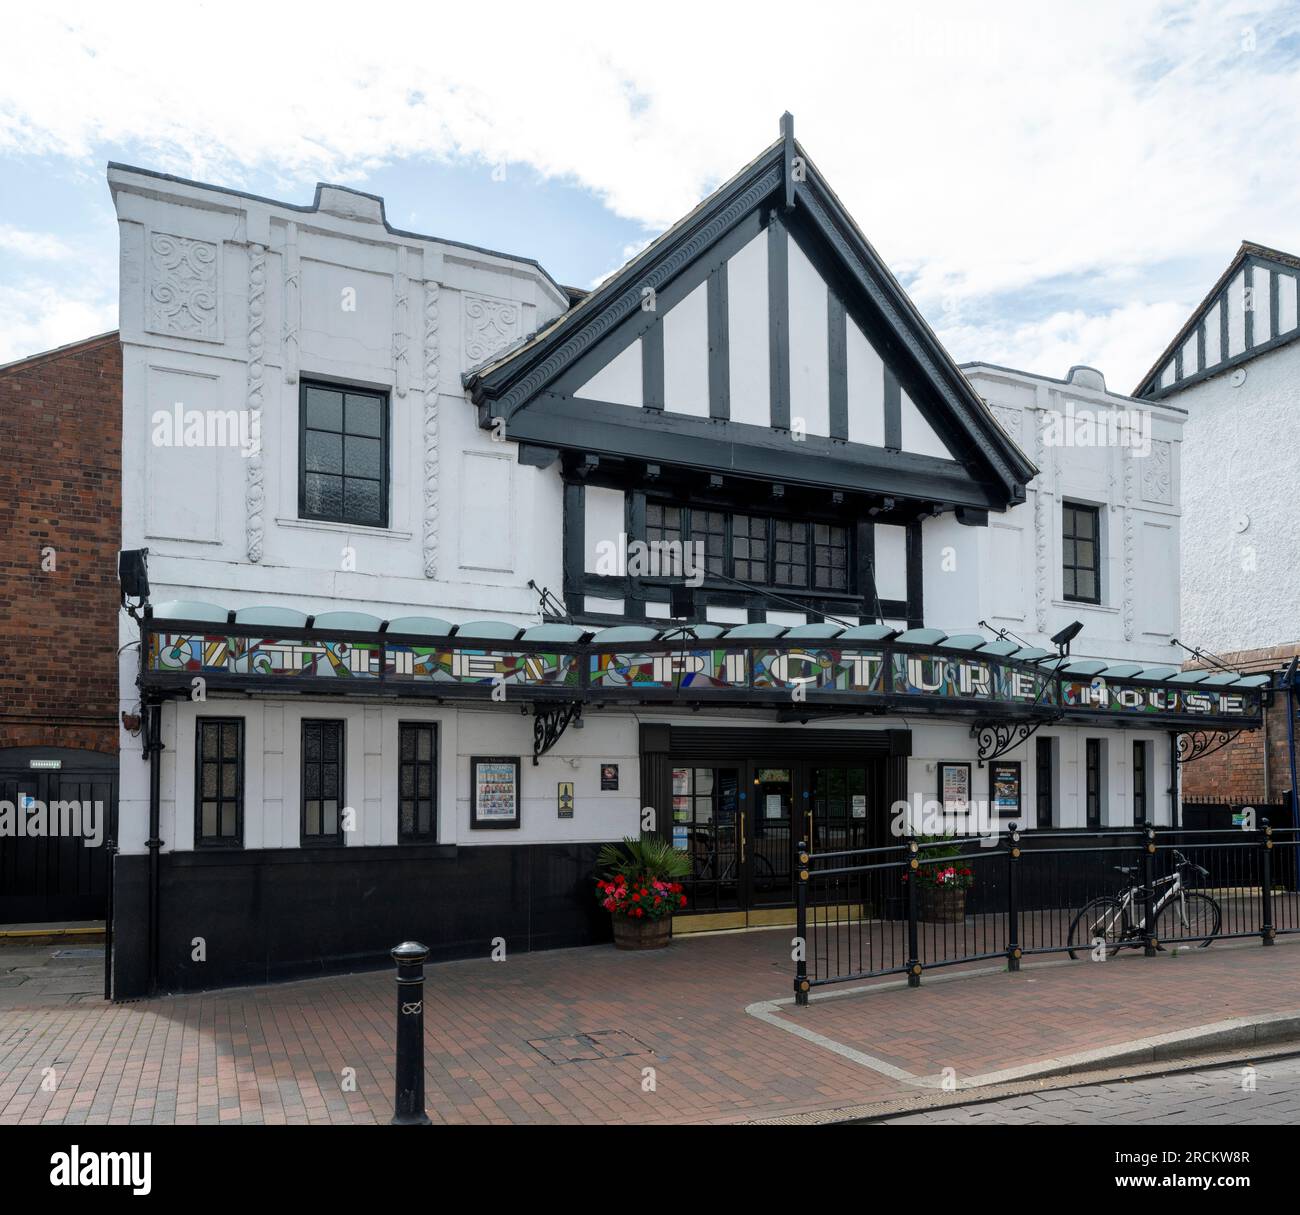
top-left (886, 1053), bottom-right (1300, 1124)
top-left (1, 931), bottom-right (1298, 1124)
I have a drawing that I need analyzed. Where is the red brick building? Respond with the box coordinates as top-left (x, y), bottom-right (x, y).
top-left (1181, 645), bottom-right (1297, 810)
top-left (0, 331), bottom-right (121, 922)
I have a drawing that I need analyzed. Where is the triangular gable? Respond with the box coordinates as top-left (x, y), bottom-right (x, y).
top-left (466, 118), bottom-right (1036, 513)
top-left (1134, 241), bottom-right (1300, 399)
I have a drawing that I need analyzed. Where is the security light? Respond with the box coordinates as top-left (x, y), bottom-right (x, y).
top-left (1051, 620), bottom-right (1084, 656)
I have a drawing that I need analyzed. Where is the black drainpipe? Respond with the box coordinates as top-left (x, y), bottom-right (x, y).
top-left (145, 700), bottom-right (164, 996)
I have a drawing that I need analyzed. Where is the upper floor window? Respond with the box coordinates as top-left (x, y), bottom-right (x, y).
top-left (1062, 502), bottom-right (1100, 604)
top-left (299, 382), bottom-right (389, 528)
top-left (649, 501), bottom-right (852, 594)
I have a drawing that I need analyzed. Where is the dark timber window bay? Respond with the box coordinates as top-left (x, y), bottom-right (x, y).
top-left (398, 723), bottom-right (438, 842)
top-left (195, 718), bottom-right (243, 848)
top-left (299, 381), bottom-right (389, 528)
top-left (1063, 502), bottom-right (1101, 604)
top-left (302, 720), bottom-right (345, 845)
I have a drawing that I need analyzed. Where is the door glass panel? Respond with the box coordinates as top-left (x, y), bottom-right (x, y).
top-left (676, 765), bottom-right (741, 913)
top-left (751, 768), bottom-right (793, 906)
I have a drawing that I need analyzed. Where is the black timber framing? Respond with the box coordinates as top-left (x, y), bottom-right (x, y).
top-left (1135, 245), bottom-right (1300, 400)
top-left (767, 209), bottom-right (791, 430)
top-left (827, 289), bottom-right (848, 440)
top-left (559, 467), bottom-right (920, 626)
top-left (707, 262), bottom-right (730, 420)
top-left (466, 131), bottom-right (1035, 511)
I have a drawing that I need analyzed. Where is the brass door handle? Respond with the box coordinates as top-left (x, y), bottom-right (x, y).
top-left (739, 815), bottom-right (746, 863)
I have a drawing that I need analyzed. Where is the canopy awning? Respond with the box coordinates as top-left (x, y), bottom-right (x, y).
top-left (136, 602), bottom-right (1268, 731)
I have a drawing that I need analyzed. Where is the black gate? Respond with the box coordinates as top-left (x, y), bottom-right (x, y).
top-left (0, 747), bottom-right (115, 923)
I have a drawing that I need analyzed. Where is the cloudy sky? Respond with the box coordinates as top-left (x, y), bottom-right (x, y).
top-left (1, 0), bottom-right (1298, 390)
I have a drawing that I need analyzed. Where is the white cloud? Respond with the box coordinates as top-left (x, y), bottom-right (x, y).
top-left (0, 282), bottom-right (115, 365)
top-left (0, 224), bottom-right (75, 260)
top-left (0, 0), bottom-right (1298, 379)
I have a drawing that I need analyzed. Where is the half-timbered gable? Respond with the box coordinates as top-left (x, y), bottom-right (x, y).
top-left (1134, 241), bottom-right (1300, 400)
top-left (467, 117), bottom-right (1036, 629)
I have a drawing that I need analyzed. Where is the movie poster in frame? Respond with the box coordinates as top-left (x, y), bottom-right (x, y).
top-left (471, 755), bottom-right (521, 829)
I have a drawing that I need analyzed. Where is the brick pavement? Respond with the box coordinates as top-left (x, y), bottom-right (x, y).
top-left (1, 929), bottom-right (1298, 1125)
top-left (886, 1053), bottom-right (1300, 1124)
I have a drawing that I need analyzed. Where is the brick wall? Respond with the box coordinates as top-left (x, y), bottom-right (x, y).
top-left (0, 333), bottom-right (121, 755)
top-left (1181, 642), bottom-right (1300, 803)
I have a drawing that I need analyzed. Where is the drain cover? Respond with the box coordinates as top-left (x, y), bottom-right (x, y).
top-left (527, 1030), bottom-right (652, 1065)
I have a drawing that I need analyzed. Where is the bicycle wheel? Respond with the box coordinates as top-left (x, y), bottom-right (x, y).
top-left (1154, 891), bottom-right (1221, 947)
top-left (1067, 896), bottom-right (1130, 960)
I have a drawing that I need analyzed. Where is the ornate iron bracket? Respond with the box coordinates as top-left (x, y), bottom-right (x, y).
top-left (972, 718), bottom-right (1051, 767)
top-left (533, 701), bottom-right (583, 765)
top-left (1175, 729), bottom-right (1242, 764)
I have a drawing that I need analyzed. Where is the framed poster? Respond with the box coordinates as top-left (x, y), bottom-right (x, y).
top-left (471, 756), bottom-right (520, 829)
top-left (990, 760), bottom-right (1022, 826)
top-left (557, 781), bottom-right (575, 819)
top-left (600, 763), bottom-right (619, 791)
top-left (939, 762), bottom-right (972, 813)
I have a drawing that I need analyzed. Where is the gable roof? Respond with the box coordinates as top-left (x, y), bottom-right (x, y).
top-left (465, 122), bottom-right (1036, 510)
top-left (1133, 240), bottom-right (1300, 399)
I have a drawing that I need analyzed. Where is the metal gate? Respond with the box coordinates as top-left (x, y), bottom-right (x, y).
top-left (0, 747), bottom-right (115, 923)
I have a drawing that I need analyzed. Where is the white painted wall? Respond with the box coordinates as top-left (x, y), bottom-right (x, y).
top-left (1173, 339), bottom-right (1300, 653)
top-left (939, 365), bottom-right (1186, 664)
top-left (112, 167), bottom-right (572, 854)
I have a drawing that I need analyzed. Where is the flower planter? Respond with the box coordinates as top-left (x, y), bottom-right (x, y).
top-left (920, 886), bottom-right (967, 923)
top-left (612, 914), bottom-right (673, 950)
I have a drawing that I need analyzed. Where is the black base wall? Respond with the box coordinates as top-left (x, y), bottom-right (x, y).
top-left (111, 842), bottom-right (613, 999)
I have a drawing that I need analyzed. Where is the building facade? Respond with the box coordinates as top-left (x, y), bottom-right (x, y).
top-left (107, 126), bottom-right (1264, 997)
top-left (0, 332), bottom-right (121, 924)
top-left (1134, 242), bottom-right (1300, 810)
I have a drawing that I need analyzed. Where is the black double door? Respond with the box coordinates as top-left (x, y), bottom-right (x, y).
top-left (0, 752), bottom-right (115, 924)
top-left (674, 758), bottom-right (888, 914)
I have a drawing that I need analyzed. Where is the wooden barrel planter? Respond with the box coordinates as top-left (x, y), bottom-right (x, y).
top-left (920, 886), bottom-right (967, 923)
top-left (612, 916), bottom-right (673, 950)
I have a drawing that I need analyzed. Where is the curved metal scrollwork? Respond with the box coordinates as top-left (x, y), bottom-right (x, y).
top-left (972, 719), bottom-right (1048, 766)
top-left (533, 701), bottom-right (583, 765)
top-left (1175, 729), bottom-right (1242, 764)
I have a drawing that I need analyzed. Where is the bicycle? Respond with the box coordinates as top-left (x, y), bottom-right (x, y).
top-left (1066, 849), bottom-right (1222, 959)
top-left (687, 826), bottom-right (778, 888)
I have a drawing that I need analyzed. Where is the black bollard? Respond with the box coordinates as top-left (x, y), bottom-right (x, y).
top-left (390, 940), bottom-right (431, 1125)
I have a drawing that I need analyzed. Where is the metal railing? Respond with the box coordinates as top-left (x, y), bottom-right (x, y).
top-left (793, 821), bottom-right (1297, 1004)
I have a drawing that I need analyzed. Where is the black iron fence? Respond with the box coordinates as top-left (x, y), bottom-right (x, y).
top-left (793, 821), bottom-right (1299, 1004)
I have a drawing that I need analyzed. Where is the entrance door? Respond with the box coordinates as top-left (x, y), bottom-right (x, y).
top-left (0, 752), bottom-right (115, 924)
top-left (747, 766), bottom-right (795, 906)
top-left (674, 760), bottom-right (886, 918)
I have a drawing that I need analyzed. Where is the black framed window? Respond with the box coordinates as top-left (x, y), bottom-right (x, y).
top-left (1063, 502), bottom-right (1101, 603)
top-left (689, 510), bottom-right (727, 577)
top-left (645, 503), bottom-right (683, 546)
top-left (772, 520), bottom-right (809, 587)
top-left (731, 514), bottom-right (768, 582)
top-left (299, 382), bottom-right (388, 528)
top-left (302, 719), bottom-right (345, 845)
top-left (813, 522), bottom-right (849, 591)
top-left (1133, 739), bottom-right (1149, 825)
top-left (399, 723), bottom-right (438, 842)
top-left (1035, 736), bottom-right (1053, 829)
top-left (1085, 738), bottom-right (1102, 828)
top-left (196, 718), bottom-right (243, 848)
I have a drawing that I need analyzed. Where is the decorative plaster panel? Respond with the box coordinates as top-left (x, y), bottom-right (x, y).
top-left (1142, 439), bottom-right (1173, 505)
top-left (147, 232), bottom-right (220, 341)
top-left (463, 293), bottom-right (522, 367)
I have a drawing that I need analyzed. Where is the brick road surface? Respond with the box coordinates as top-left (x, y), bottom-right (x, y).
top-left (1, 931), bottom-right (1299, 1125)
top-left (885, 1053), bottom-right (1300, 1124)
